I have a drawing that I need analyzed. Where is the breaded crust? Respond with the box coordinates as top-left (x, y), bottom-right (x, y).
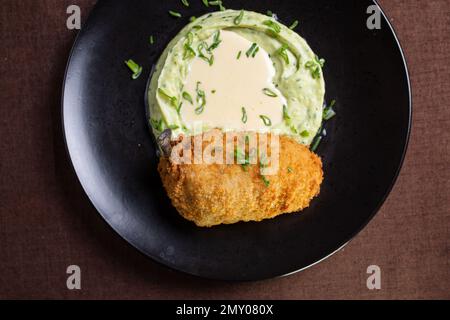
top-left (158, 133), bottom-right (323, 227)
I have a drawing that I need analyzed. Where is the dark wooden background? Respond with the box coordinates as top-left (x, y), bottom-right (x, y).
top-left (0, 0), bottom-right (449, 299)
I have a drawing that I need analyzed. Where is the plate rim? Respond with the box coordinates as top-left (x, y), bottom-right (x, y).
top-left (61, 0), bottom-right (412, 281)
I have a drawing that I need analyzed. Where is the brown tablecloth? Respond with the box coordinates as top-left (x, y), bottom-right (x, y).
top-left (0, 0), bottom-right (449, 299)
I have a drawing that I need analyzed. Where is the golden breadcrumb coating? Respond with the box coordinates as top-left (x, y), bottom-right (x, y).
top-left (158, 132), bottom-right (323, 227)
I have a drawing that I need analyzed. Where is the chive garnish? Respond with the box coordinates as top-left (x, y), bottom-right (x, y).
top-left (149, 35), bottom-right (155, 45)
top-left (241, 107), bottom-right (248, 124)
top-left (209, 0), bottom-right (225, 10)
top-left (125, 59), bottom-right (143, 80)
top-left (323, 99), bottom-right (337, 120)
top-left (263, 20), bottom-right (281, 33)
top-left (287, 167), bottom-right (293, 173)
top-left (289, 20), bottom-right (299, 30)
top-left (176, 102), bottom-right (183, 115)
top-left (263, 88), bottom-right (278, 97)
top-left (282, 105), bottom-right (291, 121)
top-left (181, 0), bottom-right (190, 7)
top-left (169, 10), bottom-right (182, 18)
top-left (300, 130), bottom-right (310, 137)
top-left (261, 176), bottom-right (270, 187)
top-left (182, 91), bottom-right (193, 104)
top-left (277, 44), bottom-right (290, 64)
top-left (195, 82), bottom-right (206, 114)
top-left (187, 32), bottom-right (194, 45)
top-left (259, 153), bottom-right (269, 168)
top-left (259, 115), bottom-right (272, 126)
top-left (237, 50), bottom-right (242, 59)
top-left (182, 32), bottom-right (197, 60)
top-left (158, 88), bottom-right (179, 108)
top-left (252, 46), bottom-right (260, 57)
top-left (168, 124), bottom-right (180, 130)
top-left (310, 135), bottom-right (322, 152)
top-left (315, 55), bottom-right (326, 67)
top-left (246, 43), bottom-right (259, 58)
top-left (151, 118), bottom-right (163, 132)
top-left (202, 0), bottom-right (209, 7)
top-left (305, 56), bottom-right (325, 79)
top-left (190, 16), bottom-right (197, 22)
top-left (235, 147), bottom-right (250, 168)
top-left (208, 30), bottom-right (222, 51)
top-left (266, 10), bottom-right (277, 19)
top-left (234, 10), bottom-right (244, 25)
top-left (183, 46), bottom-right (196, 60)
top-left (198, 42), bottom-right (214, 65)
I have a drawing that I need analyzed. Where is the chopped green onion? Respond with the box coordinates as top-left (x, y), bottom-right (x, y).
top-left (235, 147), bottom-right (250, 167)
top-left (305, 56), bottom-right (325, 79)
top-left (283, 105), bottom-right (291, 121)
top-left (183, 45), bottom-right (196, 60)
top-left (183, 32), bottom-right (196, 60)
top-left (287, 167), bottom-right (293, 173)
top-left (263, 20), bottom-right (281, 33)
top-left (236, 154), bottom-right (250, 171)
top-left (246, 43), bottom-right (259, 58)
top-left (323, 99), bottom-right (337, 120)
top-left (289, 20), bottom-right (299, 30)
top-left (190, 16), bottom-right (197, 22)
top-left (261, 175), bottom-right (270, 187)
top-left (151, 118), bottom-right (163, 132)
top-left (198, 42), bottom-right (214, 65)
top-left (195, 82), bottom-right (206, 114)
top-left (234, 10), bottom-right (244, 25)
top-left (241, 107), bottom-right (248, 124)
top-left (149, 35), bottom-right (155, 45)
top-left (202, 0), bottom-right (209, 7)
top-left (263, 88), bottom-right (278, 97)
top-left (252, 46), bottom-right (260, 57)
top-left (277, 44), bottom-right (290, 65)
top-left (237, 50), bottom-right (242, 59)
top-left (209, 0), bottom-right (225, 10)
top-left (181, 0), bottom-right (190, 7)
top-left (168, 124), bottom-right (180, 130)
top-left (176, 102), bottom-right (183, 115)
top-left (259, 153), bottom-right (269, 168)
top-left (182, 91), bottom-right (193, 104)
top-left (186, 32), bottom-right (194, 45)
top-left (310, 135), bottom-right (323, 152)
top-left (266, 10), bottom-right (277, 19)
top-left (305, 62), bottom-right (321, 79)
top-left (300, 130), bottom-right (310, 137)
top-left (315, 55), bottom-right (326, 67)
top-left (259, 115), bottom-right (272, 126)
top-left (158, 88), bottom-right (179, 108)
top-left (168, 10), bottom-right (182, 18)
top-left (124, 59), bottom-right (143, 80)
top-left (208, 30), bottom-right (222, 51)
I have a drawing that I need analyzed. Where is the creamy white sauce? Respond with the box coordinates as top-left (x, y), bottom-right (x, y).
top-left (181, 30), bottom-right (286, 132)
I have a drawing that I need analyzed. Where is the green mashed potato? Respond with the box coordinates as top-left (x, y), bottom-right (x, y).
top-left (148, 9), bottom-right (325, 145)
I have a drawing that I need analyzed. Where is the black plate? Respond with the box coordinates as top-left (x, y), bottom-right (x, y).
top-left (62, 0), bottom-right (411, 281)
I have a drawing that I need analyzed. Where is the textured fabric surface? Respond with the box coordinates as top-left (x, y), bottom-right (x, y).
top-left (0, 0), bottom-right (448, 299)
